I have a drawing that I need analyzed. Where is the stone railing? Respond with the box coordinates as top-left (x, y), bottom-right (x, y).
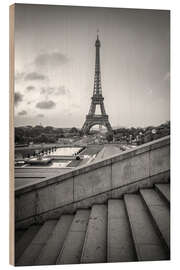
top-left (15, 136), bottom-right (170, 228)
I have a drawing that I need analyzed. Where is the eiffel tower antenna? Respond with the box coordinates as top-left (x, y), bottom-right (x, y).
top-left (81, 34), bottom-right (113, 135)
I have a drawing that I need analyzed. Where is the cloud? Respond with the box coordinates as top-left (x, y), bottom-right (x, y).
top-left (36, 100), bottom-right (56, 109)
top-left (18, 110), bottom-right (27, 116)
top-left (14, 92), bottom-right (23, 106)
top-left (25, 72), bottom-right (47, 81)
top-left (41, 87), bottom-right (55, 95)
top-left (40, 85), bottom-right (69, 96)
top-left (26, 85), bottom-right (35, 91)
top-left (56, 86), bottom-right (69, 95)
top-left (37, 113), bottom-right (44, 118)
top-left (15, 72), bottom-right (25, 82)
top-left (34, 51), bottom-right (68, 67)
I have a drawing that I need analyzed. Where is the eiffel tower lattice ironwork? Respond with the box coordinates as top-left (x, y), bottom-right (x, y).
top-left (81, 34), bottom-right (113, 134)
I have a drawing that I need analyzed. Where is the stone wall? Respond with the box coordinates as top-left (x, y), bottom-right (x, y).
top-left (15, 136), bottom-right (170, 228)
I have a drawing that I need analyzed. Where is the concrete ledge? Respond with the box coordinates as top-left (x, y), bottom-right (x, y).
top-left (15, 136), bottom-right (170, 226)
top-left (15, 170), bottom-right (170, 229)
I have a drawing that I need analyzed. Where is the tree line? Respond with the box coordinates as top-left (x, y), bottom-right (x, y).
top-left (15, 121), bottom-right (170, 145)
top-left (15, 126), bottom-right (80, 144)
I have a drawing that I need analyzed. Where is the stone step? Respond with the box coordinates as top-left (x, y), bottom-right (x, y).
top-left (35, 215), bottom-right (74, 265)
top-left (16, 220), bottom-right (57, 266)
top-left (15, 225), bottom-right (41, 262)
top-left (107, 199), bottom-right (136, 262)
top-left (140, 189), bottom-right (170, 252)
top-left (81, 204), bottom-right (107, 264)
top-left (124, 194), bottom-right (167, 261)
top-left (56, 210), bottom-right (90, 264)
top-left (155, 184), bottom-right (170, 205)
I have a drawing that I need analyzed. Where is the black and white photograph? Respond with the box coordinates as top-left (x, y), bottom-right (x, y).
top-left (10, 3), bottom-right (170, 266)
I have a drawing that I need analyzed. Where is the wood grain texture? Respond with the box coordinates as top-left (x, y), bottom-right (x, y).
top-left (9, 3), bottom-right (15, 266)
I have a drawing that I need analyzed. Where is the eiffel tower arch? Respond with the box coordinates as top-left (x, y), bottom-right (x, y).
top-left (81, 34), bottom-right (113, 135)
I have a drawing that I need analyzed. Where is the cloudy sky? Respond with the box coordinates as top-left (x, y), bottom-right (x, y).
top-left (14, 4), bottom-right (170, 128)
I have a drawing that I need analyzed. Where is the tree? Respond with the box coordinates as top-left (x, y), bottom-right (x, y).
top-left (44, 126), bottom-right (54, 134)
top-left (106, 132), bottom-right (113, 142)
top-left (70, 127), bottom-right (78, 133)
top-left (15, 128), bottom-right (25, 144)
top-left (31, 126), bottom-right (44, 137)
top-left (56, 128), bottom-right (64, 134)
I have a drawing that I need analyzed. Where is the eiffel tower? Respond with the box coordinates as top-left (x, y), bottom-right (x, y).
top-left (81, 34), bottom-right (113, 135)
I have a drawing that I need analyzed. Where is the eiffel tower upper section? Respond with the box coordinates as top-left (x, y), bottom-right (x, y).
top-left (81, 34), bottom-right (113, 134)
top-left (93, 34), bottom-right (102, 96)
top-left (88, 34), bottom-right (106, 115)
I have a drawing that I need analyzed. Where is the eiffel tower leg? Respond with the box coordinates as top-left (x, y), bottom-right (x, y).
top-left (105, 120), bottom-right (113, 134)
top-left (81, 122), bottom-right (87, 134)
top-left (81, 120), bottom-right (90, 135)
top-left (100, 101), bottom-right (106, 115)
top-left (89, 101), bottom-right (96, 114)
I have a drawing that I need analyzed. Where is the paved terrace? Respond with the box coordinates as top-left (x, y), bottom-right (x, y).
top-left (94, 145), bottom-right (122, 162)
top-left (15, 145), bottom-right (104, 189)
top-left (15, 167), bottom-right (73, 189)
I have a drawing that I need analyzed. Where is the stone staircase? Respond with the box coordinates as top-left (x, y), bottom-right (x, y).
top-left (15, 183), bottom-right (170, 266)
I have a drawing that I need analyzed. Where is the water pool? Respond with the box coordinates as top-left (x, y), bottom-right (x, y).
top-left (49, 147), bottom-right (82, 156)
